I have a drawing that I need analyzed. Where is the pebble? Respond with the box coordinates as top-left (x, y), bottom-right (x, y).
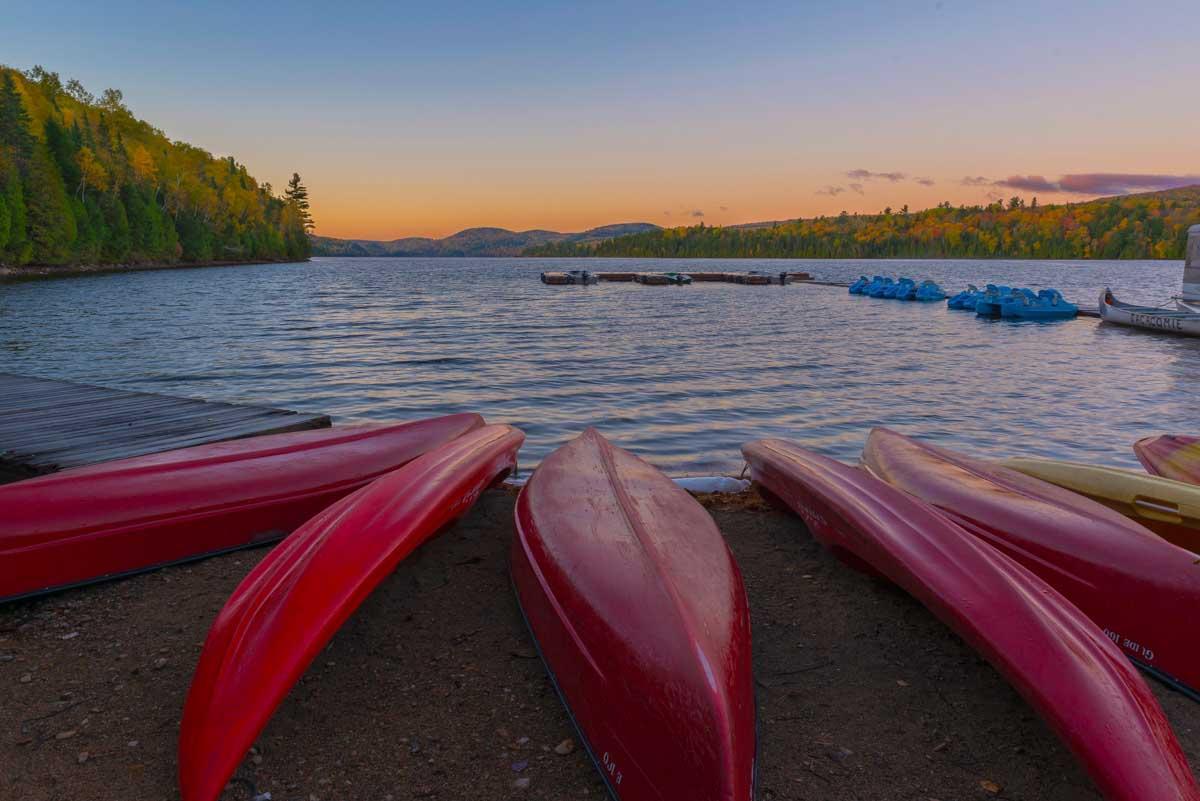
top-left (980, 779), bottom-right (1002, 794)
top-left (19, 673), bottom-right (32, 683)
top-left (513, 777), bottom-right (531, 790)
top-left (56, 730), bottom-right (78, 740)
top-left (152, 657), bottom-right (168, 670)
top-left (77, 751), bottom-right (89, 764)
top-left (511, 760), bottom-right (528, 772)
top-left (62, 632), bottom-right (79, 640)
top-left (127, 740), bottom-right (139, 748)
top-left (554, 738), bottom-right (575, 755)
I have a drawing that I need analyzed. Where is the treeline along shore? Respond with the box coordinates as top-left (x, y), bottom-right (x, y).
top-left (0, 64), bottom-right (312, 271)
top-left (525, 187), bottom-right (1200, 260)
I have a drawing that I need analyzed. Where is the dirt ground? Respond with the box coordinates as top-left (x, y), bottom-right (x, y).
top-left (2, 487), bottom-right (1197, 801)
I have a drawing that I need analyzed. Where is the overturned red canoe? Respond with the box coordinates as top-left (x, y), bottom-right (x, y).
top-left (743, 437), bottom-right (1199, 801)
top-left (0, 414), bottom-right (484, 603)
top-left (863, 428), bottom-right (1200, 699)
top-left (513, 429), bottom-right (755, 801)
top-left (179, 424), bottom-right (523, 801)
top-left (1136, 435), bottom-right (1200, 485)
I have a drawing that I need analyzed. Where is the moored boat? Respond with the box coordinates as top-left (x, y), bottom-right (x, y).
top-left (541, 270), bottom-right (598, 285)
top-left (1177, 223), bottom-right (1200, 311)
top-left (862, 428), bottom-right (1200, 699)
top-left (1000, 288), bottom-right (1078, 320)
top-left (742, 437), bottom-right (1200, 801)
top-left (634, 272), bottom-right (672, 285)
top-left (178, 424), bottom-right (524, 801)
top-left (1099, 288), bottom-right (1200, 336)
top-left (0, 414), bottom-right (485, 603)
top-left (913, 279), bottom-right (947, 301)
top-left (1135, 435), bottom-right (1200, 485)
top-left (512, 429), bottom-right (755, 801)
top-left (1000, 456), bottom-right (1200, 553)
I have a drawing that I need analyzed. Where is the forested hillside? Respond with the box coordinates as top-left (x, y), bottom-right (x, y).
top-left (0, 64), bottom-right (312, 268)
top-left (526, 189), bottom-right (1200, 260)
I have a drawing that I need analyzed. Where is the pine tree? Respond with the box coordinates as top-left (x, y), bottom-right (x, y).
top-left (0, 72), bottom-right (34, 163)
top-left (284, 172), bottom-right (314, 232)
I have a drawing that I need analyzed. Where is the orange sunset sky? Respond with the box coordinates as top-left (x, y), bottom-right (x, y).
top-left (7, 0), bottom-right (1199, 240)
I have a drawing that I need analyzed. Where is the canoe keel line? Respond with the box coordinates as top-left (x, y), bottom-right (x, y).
top-left (862, 428), bottom-right (1200, 701)
top-left (0, 414), bottom-right (486, 603)
top-left (178, 424), bottom-right (524, 801)
top-left (743, 437), bottom-right (1200, 801)
top-left (512, 429), bottom-right (756, 801)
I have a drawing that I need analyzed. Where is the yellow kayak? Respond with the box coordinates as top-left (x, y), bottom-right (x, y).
top-left (999, 457), bottom-right (1200, 554)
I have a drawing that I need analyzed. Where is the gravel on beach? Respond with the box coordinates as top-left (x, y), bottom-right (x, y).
top-left (2, 487), bottom-right (1197, 800)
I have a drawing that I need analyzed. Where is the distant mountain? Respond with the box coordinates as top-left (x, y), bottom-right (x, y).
top-left (310, 222), bottom-right (661, 257)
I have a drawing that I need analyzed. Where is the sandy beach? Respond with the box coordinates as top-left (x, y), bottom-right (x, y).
top-left (2, 487), bottom-right (1196, 801)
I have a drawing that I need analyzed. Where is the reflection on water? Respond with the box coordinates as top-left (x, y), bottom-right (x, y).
top-left (1, 257), bottom-right (1197, 474)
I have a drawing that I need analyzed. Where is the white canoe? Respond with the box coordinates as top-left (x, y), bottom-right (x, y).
top-left (1099, 288), bottom-right (1200, 337)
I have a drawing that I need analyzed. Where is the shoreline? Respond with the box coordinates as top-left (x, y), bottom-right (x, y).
top-left (0, 258), bottom-right (307, 281)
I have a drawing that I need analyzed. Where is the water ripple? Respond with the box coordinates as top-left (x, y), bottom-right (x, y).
top-left (1, 256), bottom-right (1197, 474)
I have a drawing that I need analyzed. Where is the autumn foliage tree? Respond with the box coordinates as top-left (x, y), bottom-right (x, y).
top-left (0, 63), bottom-right (312, 267)
top-left (527, 189), bottom-right (1200, 261)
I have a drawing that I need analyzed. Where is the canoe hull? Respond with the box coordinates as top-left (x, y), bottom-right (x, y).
top-left (863, 428), bottom-right (1200, 699)
top-left (1136, 435), bottom-right (1200, 486)
top-left (1100, 288), bottom-right (1200, 336)
top-left (0, 414), bottom-right (485, 603)
top-left (1000, 456), bottom-right (1200, 553)
top-left (179, 424), bottom-right (523, 801)
top-left (743, 437), bottom-right (1200, 801)
top-left (513, 429), bottom-right (755, 801)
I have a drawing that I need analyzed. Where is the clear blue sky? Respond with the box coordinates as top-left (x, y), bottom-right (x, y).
top-left (4, 1), bottom-right (1198, 237)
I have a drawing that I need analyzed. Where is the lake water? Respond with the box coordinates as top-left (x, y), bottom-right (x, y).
top-left (1, 257), bottom-right (1196, 475)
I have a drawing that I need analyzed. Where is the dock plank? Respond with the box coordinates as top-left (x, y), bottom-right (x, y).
top-left (0, 373), bottom-right (330, 480)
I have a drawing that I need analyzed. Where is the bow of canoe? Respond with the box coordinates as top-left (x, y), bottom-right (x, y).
top-left (742, 437), bottom-right (1200, 801)
top-left (178, 424), bottom-right (523, 801)
top-left (1136, 435), bottom-right (1200, 485)
top-left (999, 456), bottom-right (1200, 553)
top-left (0, 414), bottom-right (486, 603)
top-left (863, 428), bottom-right (1200, 699)
top-left (512, 428), bottom-right (755, 801)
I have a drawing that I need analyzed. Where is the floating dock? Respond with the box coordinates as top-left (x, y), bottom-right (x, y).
top-left (541, 270), bottom-right (812, 285)
top-left (0, 373), bottom-right (330, 482)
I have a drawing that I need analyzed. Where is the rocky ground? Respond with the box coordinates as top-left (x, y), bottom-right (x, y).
top-left (2, 488), bottom-right (1197, 800)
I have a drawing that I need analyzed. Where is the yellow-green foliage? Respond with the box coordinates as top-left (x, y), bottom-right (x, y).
top-left (528, 190), bottom-right (1200, 260)
top-left (0, 64), bottom-right (312, 266)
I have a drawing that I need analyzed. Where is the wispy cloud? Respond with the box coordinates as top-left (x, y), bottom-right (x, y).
top-left (689, 209), bottom-right (705, 217)
top-left (719, 205), bottom-right (729, 212)
top-left (816, 185), bottom-right (846, 196)
top-left (915, 176), bottom-right (935, 186)
top-left (1002, 173), bottom-right (1200, 195)
top-left (961, 172), bottom-right (1200, 196)
top-left (848, 183), bottom-right (865, 195)
top-left (846, 169), bottom-right (907, 182)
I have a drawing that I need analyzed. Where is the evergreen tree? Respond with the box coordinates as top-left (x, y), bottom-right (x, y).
top-left (284, 172), bottom-right (314, 232)
top-left (0, 72), bottom-right (34, 163)
top-left (0, 64), bottom-right (310, 268)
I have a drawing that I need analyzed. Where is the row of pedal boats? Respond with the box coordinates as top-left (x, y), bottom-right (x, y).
top-left (5, 421), bottom-right (1200, 800)
top-left (850, 275), bottom-right (1081, 319)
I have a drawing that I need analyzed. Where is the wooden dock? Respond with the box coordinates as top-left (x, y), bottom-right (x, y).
top-left (0, 373), bottom-right (330, 481)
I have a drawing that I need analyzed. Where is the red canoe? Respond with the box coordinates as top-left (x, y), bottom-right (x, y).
top-left (743, 437), bottom-right (1200, 801)
top-left (0, 414), bottom-right (485, 603)
top-left (179, 424), bottom-right (523, 801)
top-left (863, 428), bottom-right (1200, 700)
top-left (512, 429), bottom-right (755, 801)
top-left (1136, 435), bottom-right (1200, 485)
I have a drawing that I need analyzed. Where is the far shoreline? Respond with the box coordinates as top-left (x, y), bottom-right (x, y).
top-left (0, 258), bottom-right (308, 282)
